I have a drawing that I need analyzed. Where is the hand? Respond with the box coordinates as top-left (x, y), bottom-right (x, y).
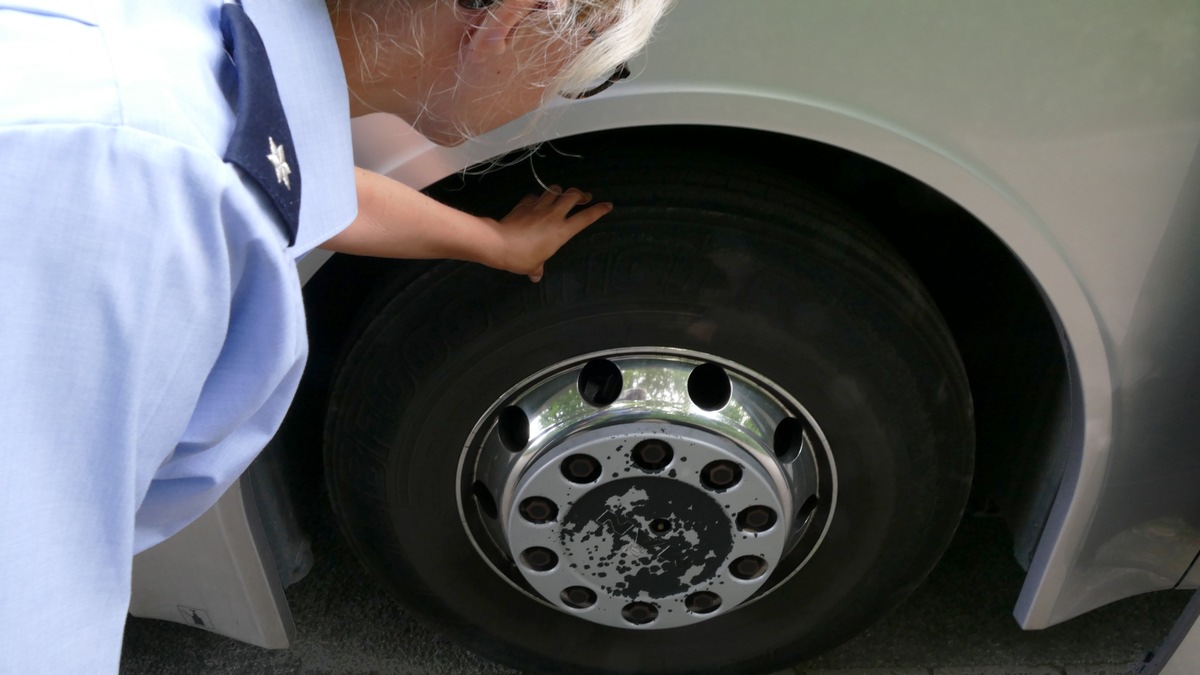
top-left (487, 186), bottom-right (613, 282)
top-left (319, 171), bottom-right (612, 279)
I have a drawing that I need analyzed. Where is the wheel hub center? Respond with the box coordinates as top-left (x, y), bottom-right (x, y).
top-left (559, 477), bottom-right (732, 600)
top-left (502, 421), bottom-right (792, 629)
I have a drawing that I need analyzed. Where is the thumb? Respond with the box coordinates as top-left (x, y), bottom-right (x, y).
top-left (528, 264), bottom-right (544, 283)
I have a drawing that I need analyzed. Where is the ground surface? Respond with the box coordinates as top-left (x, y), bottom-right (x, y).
top-left (121, 507), bottom-right (1190, 675)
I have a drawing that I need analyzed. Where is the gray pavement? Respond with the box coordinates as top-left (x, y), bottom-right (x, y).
top-left (120, 508), bottom-right (1190, 674)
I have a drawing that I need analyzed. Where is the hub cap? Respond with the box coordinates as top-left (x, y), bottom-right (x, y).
top-left (459, 349), bottom-right (835, 630)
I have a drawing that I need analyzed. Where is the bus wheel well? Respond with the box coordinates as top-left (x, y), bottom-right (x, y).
top-left (287, 124), bottom-right (1069, 574)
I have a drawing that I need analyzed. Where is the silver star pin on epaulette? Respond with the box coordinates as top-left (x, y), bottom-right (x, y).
top-left (266, 136), bottom-right (292, 190)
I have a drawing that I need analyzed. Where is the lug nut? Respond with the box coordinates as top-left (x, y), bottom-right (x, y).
top-left (519, 497), bottom-right (558, 524)
top-left (621, 602), bottom-right (659, 625)
top-left (561, 454), bottom-right (602, 484)
top-left (736, 506), bottom-right (777, 533)
top-left (521, 547), bottom-right (559, 572)
top-left (685, 591), bottom-right (722, 614)
top-left (560, 586), bottom-right (597, 609)
top-left (631, 439), bottom-right (673, 471)
top-left (700, 460), bottom-right (742, 491)
top-left (730, 555), bottom-right (768, 580)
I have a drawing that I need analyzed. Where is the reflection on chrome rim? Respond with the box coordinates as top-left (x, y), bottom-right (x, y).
top-left (457, 348), bottom-right (836, 630)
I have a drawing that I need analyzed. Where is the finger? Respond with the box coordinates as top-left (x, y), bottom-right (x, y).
top-left (561, 190), bottom-right (594, 208)
top-left (528, 264), bottom-right (544, 283)
top-left (506, 193), bottom-right (537, 217)
top-left (565, 201), bottom-right (614, 234)
top-left (550, 189), bottom-right (590, 217)
top-left (535, 186), bottom-right (562, 209)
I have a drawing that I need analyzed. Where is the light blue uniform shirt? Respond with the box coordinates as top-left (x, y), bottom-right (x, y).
top-left (0, 0), bottom-right (356, 670)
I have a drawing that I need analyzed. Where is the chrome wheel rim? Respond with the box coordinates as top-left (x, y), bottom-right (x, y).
top-left (458, 348), bottom-right (836, 630)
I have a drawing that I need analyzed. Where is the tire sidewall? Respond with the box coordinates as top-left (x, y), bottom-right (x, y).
top-left (327, 216), bottom-right (972, 673)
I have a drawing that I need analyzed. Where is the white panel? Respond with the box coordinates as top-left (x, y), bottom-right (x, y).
top-left (129, 477), bottom-right (294, 649)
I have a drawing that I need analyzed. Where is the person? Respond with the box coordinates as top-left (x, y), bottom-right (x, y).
top-left (0, 0), bottom-right (673, 671)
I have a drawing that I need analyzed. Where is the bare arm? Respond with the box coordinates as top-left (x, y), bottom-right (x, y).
top-left (320, 167), bottom-right (613, 281)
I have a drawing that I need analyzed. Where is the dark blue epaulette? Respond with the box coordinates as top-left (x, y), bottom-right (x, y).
top-left (220, 1), bottom-right (301, 246)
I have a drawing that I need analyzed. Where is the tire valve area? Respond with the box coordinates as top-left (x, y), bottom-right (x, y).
top-left (460, 350), bottom-right (837, 630)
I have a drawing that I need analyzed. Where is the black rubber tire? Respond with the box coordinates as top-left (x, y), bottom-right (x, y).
top-left (324, 147), bottom-right (974, 675)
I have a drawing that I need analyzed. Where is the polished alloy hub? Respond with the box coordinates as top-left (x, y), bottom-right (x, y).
top-left (459, 350), bottom-right (834, 630)
top-left (507, 423), bottom-right (787, 629)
